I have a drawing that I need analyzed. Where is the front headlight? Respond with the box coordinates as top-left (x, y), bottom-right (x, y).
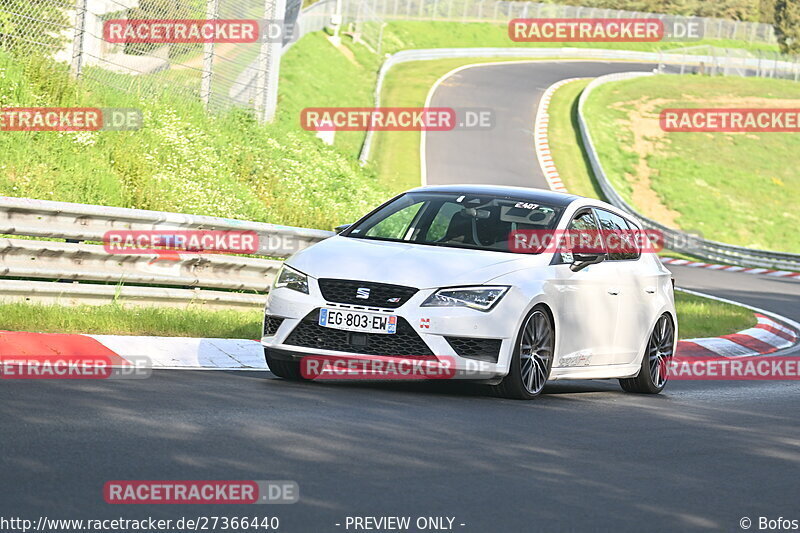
top-left (273, 264), bottom-right (309, 294)
top-left (421, 286), bottom-right (509, 312)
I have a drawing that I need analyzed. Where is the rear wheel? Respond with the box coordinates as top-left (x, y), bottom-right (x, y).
top-left (619, 313), bottom-right (674, 394)
top-left (492, 307), bottom-right (554, 400)
top-left (264, 349), bottom-right (305, 381)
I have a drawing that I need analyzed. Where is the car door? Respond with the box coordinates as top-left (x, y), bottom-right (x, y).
top-left (551, 209), bottom-right (620, 367)
top-left (593, 208), bottom-right (644, 365)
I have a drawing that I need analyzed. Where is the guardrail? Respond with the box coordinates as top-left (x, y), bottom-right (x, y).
top-left (358, 47), bottom-right (800, 163)
top-left (0, 197), bottom-right (334, 308)
top-left (576, 72), bottom-right (800, 271)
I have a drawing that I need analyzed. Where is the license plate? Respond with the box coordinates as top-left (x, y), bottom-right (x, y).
top-left (318, 308), bottom-right (397, 334)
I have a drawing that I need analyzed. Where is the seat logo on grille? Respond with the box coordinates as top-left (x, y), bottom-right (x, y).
top-left (356, 287), bottom-right (371, 299)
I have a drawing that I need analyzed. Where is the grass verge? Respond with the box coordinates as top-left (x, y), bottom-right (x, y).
top-left (582, 74), bottom-right (800, 252)
top-left (545, 78), bottom-right (599, 198)
top-left (0, 302), bottom-right (262, 338)
top-left (547, 76), bottom-right (799, 269)
top-left (0, 292), bottom-right (755, 340)
top-left (0, 34), bottom-right (388, 232)
top-left (674, 291), bottom-right (756, 338)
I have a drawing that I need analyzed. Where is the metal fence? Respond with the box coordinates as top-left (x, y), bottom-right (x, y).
top-left (0, 196), bottom-right (333, 308)
top-left (0, 0), bottom-right (785, 124)
top-left (0, 0), bottom-right (312, 121)
top-left (336, 0), bottom-right (778, 43)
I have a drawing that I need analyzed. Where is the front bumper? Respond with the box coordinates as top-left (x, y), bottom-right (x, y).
top-left (261, 281), bottom-right (526, 380)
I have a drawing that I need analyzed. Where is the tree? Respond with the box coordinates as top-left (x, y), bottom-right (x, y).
top-left (760, 0), bottom-right (776, 23)
top-left (0, 0), bottom-right (69, 55)
top-left (774, 0), bottom-right (800, 54)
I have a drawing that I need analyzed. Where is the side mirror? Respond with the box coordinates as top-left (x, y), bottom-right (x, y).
top-left (570, 252), bottom-right (605, 272)
top-left (334, 223), bottom-right (352, 235)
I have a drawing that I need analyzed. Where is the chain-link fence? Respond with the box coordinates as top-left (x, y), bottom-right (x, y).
top-left (352, 0), bottom-right (386, 54)
top-left (0, 0), bottom-right (790, 123)
top-left (662, 45), bottom-right (800, 81)
top-left (336, 0), bottom-right (778, 43)
top-left (0, 0), bottom-right (306, 120)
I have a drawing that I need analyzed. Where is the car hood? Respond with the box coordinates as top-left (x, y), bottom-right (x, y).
top-left (287, 236), bottom-right (548, 288)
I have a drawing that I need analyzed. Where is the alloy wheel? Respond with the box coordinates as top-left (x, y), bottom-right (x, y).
top-left (519, 310), bottom-right (554, 395)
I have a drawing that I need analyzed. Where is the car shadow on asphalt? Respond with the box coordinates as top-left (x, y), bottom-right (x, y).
top-left (256, 371), bottom-right (625, 399)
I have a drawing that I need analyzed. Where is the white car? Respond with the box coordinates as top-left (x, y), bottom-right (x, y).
top-left (262, 185), bottom-right (676, 399)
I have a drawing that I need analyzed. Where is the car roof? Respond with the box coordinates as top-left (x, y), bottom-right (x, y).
top-left (407, 184), bottom-right (581, 207)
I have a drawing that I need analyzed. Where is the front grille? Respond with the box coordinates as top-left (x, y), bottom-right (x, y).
top-left (445, 337), bottom-right (502, 363)
top-left (284, 309), bottom-right (433, 356)
top-left (318, 279), bottom-right (418, 309)
top-left (263, 315), bottom-right (285, 336)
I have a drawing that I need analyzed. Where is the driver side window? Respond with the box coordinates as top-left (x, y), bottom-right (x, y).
top-left (569, 211), bottom-right (598, 232)
top-left (560, 210), bottom-right (602, 263)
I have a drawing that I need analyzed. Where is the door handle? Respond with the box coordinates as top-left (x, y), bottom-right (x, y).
top-left (645, 287), bottom-right (656, 294)
top-left (607, 288), bottom-right (620, 295)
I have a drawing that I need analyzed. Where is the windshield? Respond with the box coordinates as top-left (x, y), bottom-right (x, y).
top-left (345, 192), bottom-right (565, 253)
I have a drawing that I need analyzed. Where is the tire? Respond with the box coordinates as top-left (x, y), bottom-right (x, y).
top-left (619, 313), bottom-right (674, 394)
top-left (264, 349), bottom-right (305, 381)
top-left (492, 306), bottom-right (554, 400)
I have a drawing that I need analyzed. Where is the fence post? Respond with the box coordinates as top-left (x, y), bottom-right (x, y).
top-left (70, 0), bottom-right (88, 79)
top-left (200, 0), bottom-right (219, 109)
top-left (722, 48), bottom-right (728, 76)
top-left (256, 0), bottom-right (286, 123)
top-left (377, 22), bottom-right (386, 53)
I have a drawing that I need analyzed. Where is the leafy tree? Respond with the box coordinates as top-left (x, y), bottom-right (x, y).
top-left (760, 0), bottom-right (776, 22)
top-left (124, 0), bottom-right (205, 58)
top-left (774, 0), bottom-right (800, 54)
top-left (0, 0), bottom-right (69, 55)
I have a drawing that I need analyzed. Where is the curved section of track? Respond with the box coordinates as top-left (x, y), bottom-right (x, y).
top-left (424, 60), bottom-right (800, 325)
top-left (2, 60), bottom-right (798, 533)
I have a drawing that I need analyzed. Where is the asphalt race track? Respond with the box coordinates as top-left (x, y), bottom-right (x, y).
top-left (2, 61), bottom-right (799, 533)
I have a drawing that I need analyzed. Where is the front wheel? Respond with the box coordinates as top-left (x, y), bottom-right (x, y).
top-left (619, 313), bottom-right (674, 394)
top-left (492, 307), bottom-right (554, 400)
